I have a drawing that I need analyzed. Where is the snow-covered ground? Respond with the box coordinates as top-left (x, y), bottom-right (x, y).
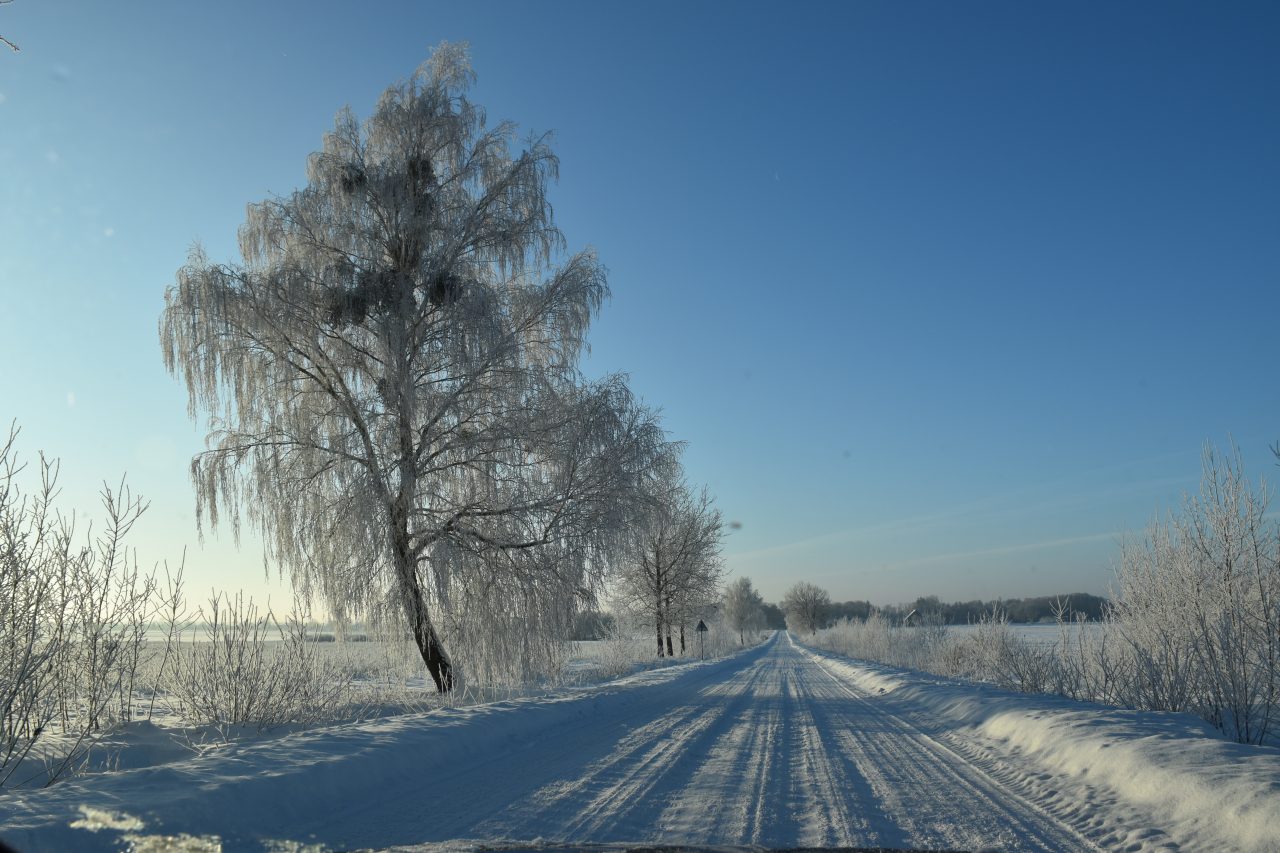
top-left (1, 632), bottom-right (1277, 852)
top-left (947, 620), bottom-right (1101, 648)
top-left (799, 639), bottom-right (1280, 851)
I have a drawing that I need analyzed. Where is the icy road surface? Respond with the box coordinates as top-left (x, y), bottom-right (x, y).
top-left (449, 634), bottom-right (1092, 851)
top-left (4, 632), bottom-right (1278, 851)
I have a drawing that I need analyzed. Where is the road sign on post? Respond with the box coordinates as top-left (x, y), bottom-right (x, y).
top-left (696, 619), bottom-right (708, 659)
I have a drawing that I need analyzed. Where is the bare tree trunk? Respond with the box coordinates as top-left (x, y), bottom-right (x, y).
top-left (413, 605), bottom-right (454, 693)
top-left (391, 487), bottom-right (454, 692)
top-left (386, 278), bottom-right (459, 692)
top-left (679, 623), bottom-right (686, 655)
top-left (664, 592), bottom-right (674, 656)
top-left (395, 552), bottom-right (454, 692)
top-left (655, 571), bottom-right (665, 656)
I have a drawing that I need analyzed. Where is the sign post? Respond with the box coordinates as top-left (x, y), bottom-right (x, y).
top-left (696, 619), bottom-right (708, 660)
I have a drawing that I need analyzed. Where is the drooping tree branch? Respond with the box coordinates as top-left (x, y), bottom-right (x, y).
top-left (161, 43), bottom-right (668, 691)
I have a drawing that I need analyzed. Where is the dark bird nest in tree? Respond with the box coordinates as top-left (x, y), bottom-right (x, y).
top-left (427, 272), bottom-right (462, 307)
top-left (326, 268), bottom-right (463, 326)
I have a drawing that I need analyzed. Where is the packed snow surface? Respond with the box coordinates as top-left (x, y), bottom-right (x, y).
top-left (2, 632), bottom-right (1278, 851)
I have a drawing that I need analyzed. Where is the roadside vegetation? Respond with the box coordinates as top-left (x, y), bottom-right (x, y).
top-left (0, 423), bottom-right (748, 791)
top-left (819, 593), bottom-right (1108, 625)
top-left (801, 444), bottom-right (1280, 745)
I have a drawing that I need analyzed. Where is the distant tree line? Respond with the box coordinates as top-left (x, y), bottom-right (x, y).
top-left (897, 593), bottom-right (1107, 624)
top-left (764, 591), bottom-right (1107, 632)
top-left (576, 591), bottom-right (1107, 641)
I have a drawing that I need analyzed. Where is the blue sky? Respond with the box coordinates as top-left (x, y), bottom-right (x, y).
top-left (1, 1), bottom-right (1277, 608)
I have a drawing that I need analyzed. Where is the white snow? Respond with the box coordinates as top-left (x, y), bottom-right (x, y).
top-left (798, 639), bottom-right (1280, 851)
top-left (1, 632), bottom-right (1277, 852)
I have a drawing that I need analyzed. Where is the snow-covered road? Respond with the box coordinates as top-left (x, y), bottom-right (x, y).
top-left (3, 632), bottom-right (1278, 851)
top-left (431, 633), bottom-right (1093, 850)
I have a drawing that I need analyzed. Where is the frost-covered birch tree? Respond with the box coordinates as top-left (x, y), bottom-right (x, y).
top-left (614, 470), bottom-right (724, 657)
top-left (160, 44), bottom-right (666, 692)
top-left (722, 576), bottom-right (765, 644)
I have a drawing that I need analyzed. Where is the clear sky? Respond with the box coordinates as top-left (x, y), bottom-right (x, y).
top-left (1, 1), bottom-right (1277, 609)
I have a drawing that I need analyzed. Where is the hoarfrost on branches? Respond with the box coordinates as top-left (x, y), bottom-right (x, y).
top-left (721, 576), bottom-right (765, 644)
top-left (160, 43), bottom-right (666, 692)
top-left (1110, 445), bottom-right (1280, 744)
top-left (0, 425), bottom-right (167, 788)
top-left (782, 581), bottom-right (830, 635)
top-left (612, 464), bottom-right (724, 658)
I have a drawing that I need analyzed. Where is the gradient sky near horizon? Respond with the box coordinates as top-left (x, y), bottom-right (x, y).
top-left (1, 1), bottom-right (1278, 609)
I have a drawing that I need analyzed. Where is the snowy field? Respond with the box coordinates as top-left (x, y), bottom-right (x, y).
top-left (948, 621), bottom-right (1100, 648)
top-left (2, 631), bottom-right (1277, 852)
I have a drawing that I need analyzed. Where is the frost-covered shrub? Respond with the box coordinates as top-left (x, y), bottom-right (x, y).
top-left (695, 617), bottom-right (747, 659)
top-left (812, 607), bottom-right (1089, 699)
top-left (0, 432), bottom-right (67, 785)
top-left (591, 612), bottom-right (652, 678)
top-left (1046, 609), bottom-right (1126, 705)
top-left (165, 594), bottom-right (353, 734)
top-left (596, 612), bottom-right (746, 676)
top-left (1107, 447), bottom-right (1280, 744)
top-left (0, 428), bottom-right (164, 787)
top-left (954, 610), bottom-right (1062, 695)
top-left (814, 613), bottom-right (952, 672)
top-left (51, 481), bottom-right (157, 736)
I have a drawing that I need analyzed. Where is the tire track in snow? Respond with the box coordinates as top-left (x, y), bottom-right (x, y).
top-left (797, 638), bottom-right (1102, 851)
top-left (310, 646), bottom-right (776, 846)
top-left (646, 661), bottom-right (784, 843)
top-left (297, 633), bottom-right (1104, 849)
top-left (776, 665), bottom-right (866, 846)
top-left (649, 648), bottom-right (889, 847)
top-left (867, 693), bottom-right (1150, 850)
top-left (473, 652), bottom-right (772, 842)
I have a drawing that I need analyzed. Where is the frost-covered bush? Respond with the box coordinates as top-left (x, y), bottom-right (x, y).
top-left (953, 610), bottom-right (1063, 695)
top-left (51, 481), bottom-right (157, 736)
top-left (0, 427), bottom-right (163, 787)
top-left (164, 594), bottom-right (353, 734)
top-left (1106, 447), bottom-right (1280, 744)
top-left (591, 613), bottom-right (652, 678)
top-left (814, 613), bottom-right (951, 672)
top-left (695, 617), bottom-right (747, 659)
top-left (0, 431), bottom-right (67, 785)
top-left (568, 611), bottom-right (757, 684)
top-left (811, 606), bottom-right (1095, 699)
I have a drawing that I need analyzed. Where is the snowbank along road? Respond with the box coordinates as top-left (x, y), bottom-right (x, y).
top-left (2, 632), bottom-right (1277, 851)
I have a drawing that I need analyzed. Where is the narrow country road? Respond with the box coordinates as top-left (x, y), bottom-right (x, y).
top-left (324, 632), bottom-right (1097, 851)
